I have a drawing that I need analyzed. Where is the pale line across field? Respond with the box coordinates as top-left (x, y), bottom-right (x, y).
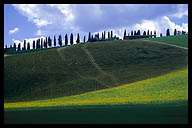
top-left (141, 40), bottom-right (188, 50)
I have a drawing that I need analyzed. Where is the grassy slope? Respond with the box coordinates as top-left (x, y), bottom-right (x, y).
top-left (140, 34), bottom-right (188, 48)
top-left (4, 40), bottom-right (188, 102)
top-left (4, 68), bottom-right (188, 110)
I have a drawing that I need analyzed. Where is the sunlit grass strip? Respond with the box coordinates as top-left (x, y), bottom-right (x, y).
top-left (4, 68), bottom-right (188, 109)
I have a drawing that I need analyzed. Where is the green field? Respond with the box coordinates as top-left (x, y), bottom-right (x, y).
top-left (141, 34), bottom-right (188, 48)
top-left (4, 35), bottom-right (188, 124)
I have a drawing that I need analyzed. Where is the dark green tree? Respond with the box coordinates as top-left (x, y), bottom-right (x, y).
top-left (143, 31), bottom-right (146, 36)
top-left (70, 33), bottom-right (73, 45)
top-left (111, 31), bottom-right (113, 38)
top-left (160, 33), bottom-right (163, 37)
top-left (134, 31), bottom-right (137, 36)
top-left (84, 36), bottom-right (86, 42)
top-left (104, 31), bottom-right (106, 39)
top-left (147, 30), bottom-right (150, 35)
top-left (40, 38), bottom-right (43, 48)
top-left (65, 34), bottom-right (68, 46)
top-left (154, 30), bottom-right (156, 38)
top-left (13, 43), bottom-right (16, 51)
top-left (33, 40), bottom-right (35, 49)
top-left (88, 32), bottom-right (91, 42)
top-left (166, 28), bottom-right (170, 36)
top-left (54, 35), bottom-right (56, 47)
top-left (48, 36), bottom-right (52, 47)
top-left (174, 29), bottom-right (177, 35)
top-left (137, 30), bottom-right (140, 35)
top-left (23, 40), bottom-right (26, 50)
top-left (18, 43), bottom-right (21, 51)
top-left (58, 35), bottom-right (62, 47)
top-left (131, 31), bottom-right (133, 36)
top-left (76, 33), bottom-right (80, 43)
top-left (27, 42), bottom-right (30, 50)
top-left (123, 29), bottom-right (126, 40)
top-left (108, 31), bottom-right (110, 38)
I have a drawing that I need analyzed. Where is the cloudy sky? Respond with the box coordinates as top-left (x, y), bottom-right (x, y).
top-left (4, 4), bottom-right (188, 48)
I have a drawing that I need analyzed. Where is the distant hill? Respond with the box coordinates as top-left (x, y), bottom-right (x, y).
top-left (4, 39), bottom-right (188, 102)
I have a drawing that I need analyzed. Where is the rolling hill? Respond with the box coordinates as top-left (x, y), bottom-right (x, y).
top-left (4, 38), bottom-right (188, 103)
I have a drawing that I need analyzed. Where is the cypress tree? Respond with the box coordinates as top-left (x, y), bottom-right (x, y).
top-left (27, 42), bottom-right (30, 50)
top-left (154, 30), bottom-right (156, 38)
top-left (58, 35), bottom-right (62, 47)
top-left (88, 32), bottom-right (91, 42)
top-left (131, 31), bottom-right (133, 36)
top-left (111, 31), bottom-right (113, 38)
top-left (134, 31), bottom-right (137, 36)
top-left (102, 32), bottom-right (104, 39)
top-left (166, 28), bottom-right (170, 36)
top-left (147, 30), bottom-right (150, 35)
top-left (18, 43), bottom-right (21, 51)
top-left (48, 36), bottom-right (52, 47)
top-left (40, 38), bottom-right (43, 48)
top-left (84, 36), bottom-right (86, 43)
top-left (104, 31), bottom-right (106, 39)
top-left (150, 31), bottom-right (153, 38)
top-left (13, 43), bottom-right (16, 51)
top-left (54, 35), bottom-right (56, 47)
top-left (65, 34), bottom-right (68, 46)
top-left (143, 31), bottom-right (146, 36)
top-left (123, 30), bottom-right (126, 40)
top-left (70, 33), bottom-right (73, 45)
top-left (174, 29), bottom-right (177, 35)
top-left (160, 33), bottom-right (163, 37)
top-left (76, 33), bottom-right (80, 43)
top-left (108, 31), bottom-right (110, 39)
top-left (33, 40), bottom-right (35, 49)
top-left (137, 30), bottom-right (140, 35)
top-left (23, 40), bottom-right (26, 50)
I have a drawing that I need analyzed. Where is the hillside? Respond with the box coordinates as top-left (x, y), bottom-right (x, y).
top-left (141, 34), bottom-right (188, 48)
top-left (4, 39), bottom-right (188, 103)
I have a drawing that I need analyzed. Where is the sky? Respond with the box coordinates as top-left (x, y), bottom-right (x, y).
top-left (4, 4), bottom-right (188, 48)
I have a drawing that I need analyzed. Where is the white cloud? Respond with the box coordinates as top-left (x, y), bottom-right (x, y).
top-left (169, 4), bottom-right (188, 18)
top-left (9, 27), bottom-right (19, 35)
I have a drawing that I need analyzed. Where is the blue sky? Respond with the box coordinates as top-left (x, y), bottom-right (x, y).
top-left (4, 4), bottom-right (188, 48)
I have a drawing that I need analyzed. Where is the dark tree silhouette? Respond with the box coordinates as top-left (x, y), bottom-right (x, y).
top-left (134, 31), bottom-right (137, 36)
top-left (160, 33), bottom-right (163, 37)
top-left (143, 31), bottom-right (146, 36)
top-left (23, 40), bottom-right (26, 50)
top-left (27, 42), bottom-right (30, 50)
top-left (44, 40), bottom-right (47, 48)
top-left (150, 31), bottom-right (153, 38)
top-left (48, 36), bottom-right (52, 47)
top-left (108, 31), bottom-right (110, 39)
top-left (104, 31), bottom-right (106, 39)
top-left (76, 33), bottom-right (80, 43)
top-left (102, 32), bottom-right (104, 39)
top-left (147, 30), bottom-right (150, 35)
top-left (70, 33), bottom-right (73, 45)
top-left (33, 40), bottom-right (35, 49)
top-left (65, 34), bottom-right (68, 46)
top-left (54, 35), bottom-right (56, 47)
top-left (174, 29), bottom-right (177, 35)
top-left (18, 43), bottom-right (21, 51)
top-left (137, 30), bottom-right (140, 35)
top-left (40, 38), bottom-right (43, 48)
top-left (58, 35), bottom-right (62, 47)
top-left (154, 30), bottom-right (156, 38)
top-left (166, 28), bottom-right (170, 36)
top-left (131, 31), bottom-right (133, 36)
top-left (84, 36), bottom-right (86, 42)
top-left (13, 43), bottom-right (16, 51)
top-left (123, 29), bottom-right (126, 40)
top-left (111, 31), bottom-right (113, 38)
top-left (88, 32), bottom-right (91, 42)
